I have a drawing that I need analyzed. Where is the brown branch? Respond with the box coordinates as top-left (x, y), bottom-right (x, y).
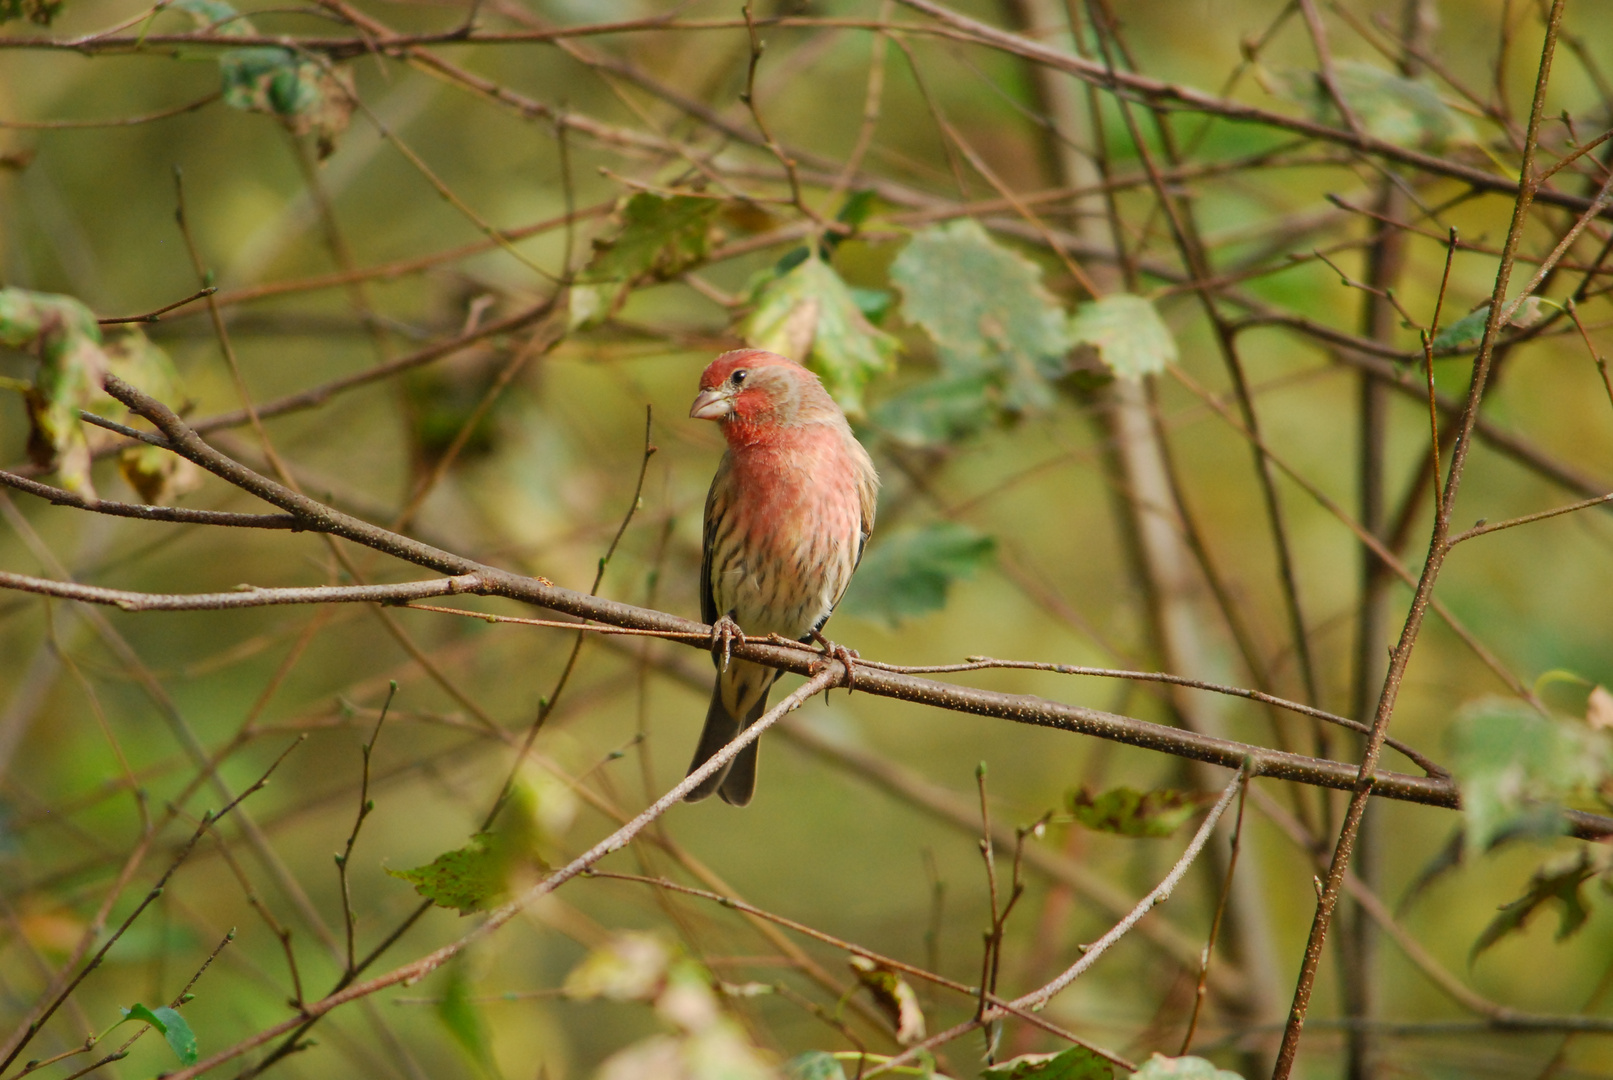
top-left (0, 470), bottom-right (301, 530)
top-left (0, 374), bottom-right (1596, 839)
top-left (1272, 4), bottom-right (1569, 1072)
top-left (151, 665), bottom-right (842, 1080)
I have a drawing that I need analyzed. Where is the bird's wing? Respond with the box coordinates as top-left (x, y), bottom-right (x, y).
top-left (853, 446), bottom-right (878, 571)
top-left (699, 453), bottom-right (731, 626)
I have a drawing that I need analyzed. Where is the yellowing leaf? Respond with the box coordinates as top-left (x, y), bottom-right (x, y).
top-left (0, 288), bottom-right (109, 496)
top-left (1133, 1054), bottom-right (1243, 1080)
top-left (742, 255), bottom-right (897, 416)
top-left (17, 907), bottom-right (86, 955)
top-left (564, 931), bottom-right (673, 1002)
top-left (1068, 294), bottom-right (1177, 380)
top-left (118, 444), bottom-right (201, 506)
top-left (849, 956), bottom-right (925, 1045)
top-left (1587, 685), bottom-right (1613, 731)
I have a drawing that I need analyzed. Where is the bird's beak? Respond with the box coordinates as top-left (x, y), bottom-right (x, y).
top-left (689, 387), bottom-right (732, 421)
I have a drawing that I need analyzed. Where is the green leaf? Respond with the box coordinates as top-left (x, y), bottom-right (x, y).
top-left (871, 372), bottom-right (997, 447)
top-left (173, 0), bottom-right (254, 35)
top-left (218, 48), bottom-right (355, 154)
top-left (1446, 697), bottom-right (1612, 854)
top-left (1068, 294), bottom-right (1177, 380)
top-left (839, 522), bottom-right (995, 626)
top-left (0, 0), bottom-right (64, 25)
top-left (1431, 297), bottom-right (1548, 353)
top-left (119, 1003), bottom-right (198, 1066)
top-left (1472, 851), bottom-right (1602, 960)
top-left (982, 1046), bottom-right (1112, 1079)
top-left (572, 193), bottom-right (718, 328)
top-left (890, 219), bottom-right (1071, 412)
top-left (835, 189), bottom-right (879, 230)
top-left (118, 443), bottom-right (201, 506)
top-left (563, 931), bottom-right (673, 1002)
top-left (848, 956), bottom-right (926, 1045)
top-left (847, 286), bottom-right (894, 323)
top-left (1067, 787), bottom-right (1207, 838)
top-left (1269, 59), bottom-right (1476, 151)
top-left (1132, 1053), bottom-right (1244, 1080)
top-left (583, 193), bottom-right (716, 284)
top-left (96, 329), bottom-right (198, 504)
top-left (386, 834), bottom-right (509, 915)
top-left (153, 1007), bottom-right (198, 1066)
top-left (437, 960), bottom-right (496, 1074)
top-left (742, 254), bottom-right (898, 416)
top-left (787, 1050), bottom-right (849, 1080)
top-left (176, 1), bottom-right (353, 155)
top-left (0, 287), bottom-right (109, 496)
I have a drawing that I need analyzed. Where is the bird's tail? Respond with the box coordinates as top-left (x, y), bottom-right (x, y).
top-left (684, 665), bottom-right (775, 806)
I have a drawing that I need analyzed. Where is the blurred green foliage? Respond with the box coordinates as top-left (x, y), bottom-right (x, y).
top-left (1, 2), bottom-right (1612, 1079)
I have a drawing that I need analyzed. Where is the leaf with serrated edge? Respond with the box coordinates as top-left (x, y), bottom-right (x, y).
top-left (584, 194), bottom-right (715, 284)
top-left (1472, 851), bottom-right (1600, 960)
top-left (1068, 294), bottom-right (1177, 380)
top-left (891, 219), bottom-right (1070, 411)
top-left (1446, 697), bottom-right (1611, 854)
top-left (386, 834), bottom-right (507, 915)
top-left (839, 522), bottom-right (995, 626)
top-left (742, 255), bottom-right (897, 416)
top-left (573, 194), bottom-right (717, 328)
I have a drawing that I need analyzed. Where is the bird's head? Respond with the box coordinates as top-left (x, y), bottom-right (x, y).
top-left (689, 349), bottom-right (832, 438)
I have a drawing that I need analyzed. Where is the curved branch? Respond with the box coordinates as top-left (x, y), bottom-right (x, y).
top-left (10, 374), bottom-right (1588, 841)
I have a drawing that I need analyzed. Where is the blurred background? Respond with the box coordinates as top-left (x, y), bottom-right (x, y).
top-left (1, 1), bottom-right (1612, 1078)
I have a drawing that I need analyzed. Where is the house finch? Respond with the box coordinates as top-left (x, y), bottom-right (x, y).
top-left (684, 349), bottom-right (879, 805)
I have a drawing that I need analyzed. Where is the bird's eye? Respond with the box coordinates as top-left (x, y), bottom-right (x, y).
top-left (731, 370), bottom-right (749, 386)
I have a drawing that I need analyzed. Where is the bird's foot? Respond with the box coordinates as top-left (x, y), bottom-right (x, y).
top-left (710, 614), bottom-right (746, 671)
top-left (811, 630), bottom-right (859, 691)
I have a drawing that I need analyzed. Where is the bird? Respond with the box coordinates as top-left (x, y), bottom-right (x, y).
top-left (684, 348), bottom-right (878, 806)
